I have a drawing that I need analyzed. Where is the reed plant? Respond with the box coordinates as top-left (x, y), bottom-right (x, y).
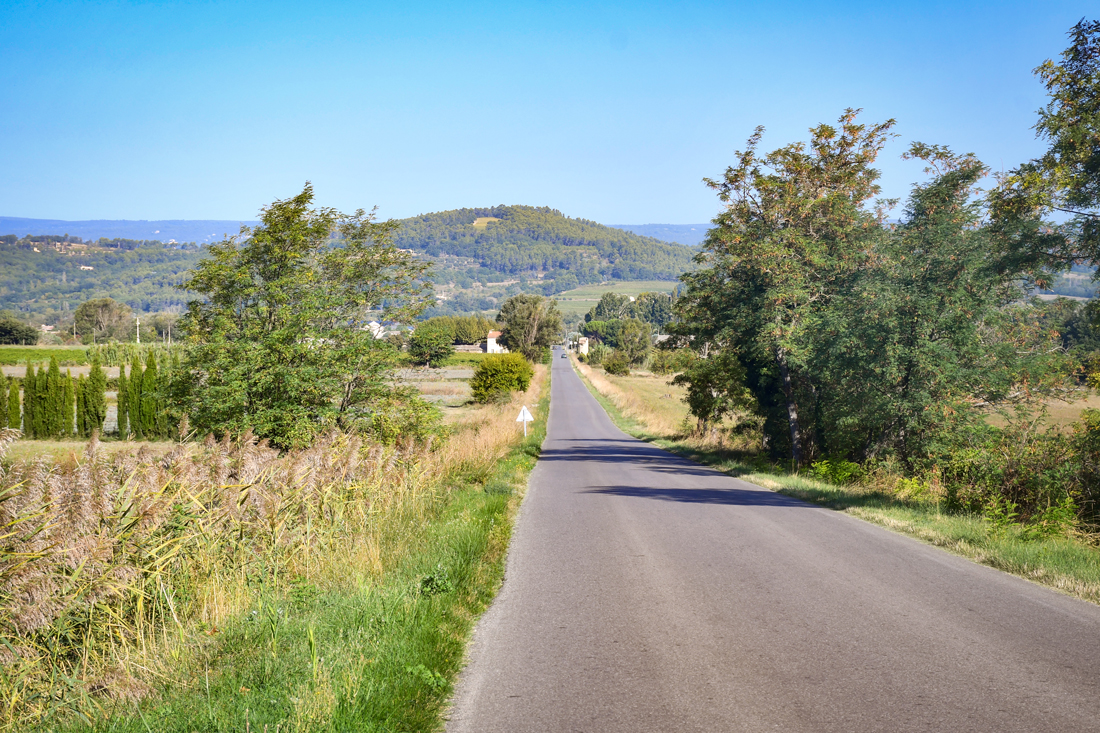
top-left (0, 365), bottom-right (546, 730)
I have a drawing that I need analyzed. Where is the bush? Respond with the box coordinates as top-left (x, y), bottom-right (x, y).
top-left (602, 352), bottom-right (630, 376)
top-left (649, 348), bottom-right (696, 375)
top-left (470, 353), bottom-right (533, 403)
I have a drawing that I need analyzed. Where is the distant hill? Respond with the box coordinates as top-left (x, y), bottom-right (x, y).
top-left (2, 207), bottom-right (701, 323)
top-left (0, 217), bottom-right (254, 244)
top-left (609, 223), bottom-right (711, 246)
top-left (395, 206), bottom-right (695, 293)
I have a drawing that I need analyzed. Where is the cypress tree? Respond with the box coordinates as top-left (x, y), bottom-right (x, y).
top-left (75, 374), bottom-right (87, 438)
top-left (35, 366), bottom-right (48, 439)
top-left (141, 353), bottom-right (158, 439)
top-left (7, 380), bottom-right (19, 433)
top-left (0, 375), bottom-right (6, 430)
top-left (128, 356), bottom-right (144, 440)
top-left (117, 368), bottom-right (129, 438)
top-left (87, 356), bottom-right (108, 434)
top-left (22, 363), bottom-right (36, 439)
top-left (62, 370), bottom-right (75, 438)
top-left (46, 357), bottom-right (62, 437)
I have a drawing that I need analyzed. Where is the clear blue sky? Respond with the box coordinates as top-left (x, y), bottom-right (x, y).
top-left (0, 1), bottom-right (1088, 224)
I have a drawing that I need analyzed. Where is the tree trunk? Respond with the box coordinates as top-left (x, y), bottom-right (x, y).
top-left (777, 348), bottom-right (803, 468)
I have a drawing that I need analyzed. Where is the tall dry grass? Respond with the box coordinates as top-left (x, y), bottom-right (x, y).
top-left (0, 366), bottom-right (545, 730)
top-left (573, 359), bottom-right (681, 436)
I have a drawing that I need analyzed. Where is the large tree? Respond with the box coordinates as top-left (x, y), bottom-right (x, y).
top-left (74, 298), bottom-right (133, 344)
top-left (674, 110), bottom-right (895, 465)
top-left (178, 183), bottom-right (432, 448)
top-left (990, 19), bottom-right (1100, 275)
top-left (0, 318), bottom-right (38, 346)
top-left (496, 294), bottom-right (564, 362)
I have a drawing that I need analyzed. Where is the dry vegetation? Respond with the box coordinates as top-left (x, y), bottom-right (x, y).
top-left (0, 367), bottom-right (546, 730)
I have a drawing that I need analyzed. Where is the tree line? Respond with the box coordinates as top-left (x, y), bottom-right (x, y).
top-left (669, 20), bottom-right (1100, 528)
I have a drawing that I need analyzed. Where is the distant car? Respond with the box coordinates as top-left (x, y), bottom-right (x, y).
top-left (560, 352), bottom-right (568, 358)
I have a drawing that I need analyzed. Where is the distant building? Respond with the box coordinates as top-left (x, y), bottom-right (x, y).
top-left (80, 265), bottom-right (94, 270)
top-left (39, 324), bottom-right (55, 333)
top-left (485, 330), bottom-right (509, 354)
top-left (577, 337), bottom-right (589, 355)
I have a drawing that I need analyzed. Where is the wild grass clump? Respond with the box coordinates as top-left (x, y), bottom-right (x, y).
top-left (0, 366), bottom-right (546, 730)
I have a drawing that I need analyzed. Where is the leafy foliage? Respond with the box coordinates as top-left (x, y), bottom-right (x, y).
top-left (470, 353), bottom-right (534, 403)
top-left (496, 294), bottom-right (564, 362)
top-left (409, 320), bottom-right (456, 367)
top-left (0, 318), bottom-right (38, 345)
top-left (177, 184), bottom-right (433, 449)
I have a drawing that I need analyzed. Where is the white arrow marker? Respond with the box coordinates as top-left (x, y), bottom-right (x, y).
top-left (516, 405), bottom-right (534, 437)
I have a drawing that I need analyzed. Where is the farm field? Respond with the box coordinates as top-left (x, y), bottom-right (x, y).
top-left (985, 392), bottom-right (1100, 429)
top-left (553, 280), bottom-right (676, 318)
top-left (0, 345), bottom-right (88, 365)
top-left (3, 438), bottom-right (177, 463)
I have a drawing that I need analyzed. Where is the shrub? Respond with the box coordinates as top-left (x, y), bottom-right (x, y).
top-left (409, 321), bottom-right (456, 366)
top-left (602, 352), bottom-right (630, 376)
top-left (649, 348), bottom-right (697, 375)
top-left (470, 353), bottom-right (533, 403)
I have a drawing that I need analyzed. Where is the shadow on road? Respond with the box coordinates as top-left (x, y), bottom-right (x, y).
top-left (538, 439), bottom-right (720, 477)
top-left (582, 483), bottom-right (811, 507)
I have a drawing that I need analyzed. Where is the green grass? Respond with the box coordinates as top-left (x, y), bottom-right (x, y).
top-left (0, 346), bottom-right (88, 366)
top-left (572, 362), bottom-right (1100, 606)
top-left (441, 351), bottom-right (489, 367)
top-left (553, 280), bottom-right (676, 318)
top-left (58, 377), bottom-right (551, 733)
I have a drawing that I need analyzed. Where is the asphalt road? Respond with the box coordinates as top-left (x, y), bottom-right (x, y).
top-left (447, 348), bottom-right (1100, 732)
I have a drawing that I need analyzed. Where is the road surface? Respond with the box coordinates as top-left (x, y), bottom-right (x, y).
top-left (447, 348), bottom-right (1100, 732)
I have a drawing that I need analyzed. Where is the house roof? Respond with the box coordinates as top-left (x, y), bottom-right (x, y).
top-left (487, 330), bottom-right (502, 338)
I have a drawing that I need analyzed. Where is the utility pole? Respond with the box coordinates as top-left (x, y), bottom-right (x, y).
top-left (136, 317), bottom-right (140, 344)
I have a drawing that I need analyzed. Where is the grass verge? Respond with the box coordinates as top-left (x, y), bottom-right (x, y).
top-left (570, 357), bottom-right (1100, 606)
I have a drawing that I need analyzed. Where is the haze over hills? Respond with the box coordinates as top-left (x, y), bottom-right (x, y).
top-left (608, 223), bottom-right (711, 246)
top-left (0, 216), bottom-right (708, 247)
top-left (0, 217), bottom-right (255, 243)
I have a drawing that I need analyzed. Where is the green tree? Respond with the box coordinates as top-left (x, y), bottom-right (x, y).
top-left (62, 369), bottom-right (74, 438)
top-left (990, 20), bottom-right (1100, 273)
top-left (585, 293), bottom-right (632, 322)
top-left (810, 145), bottom-right (1069, 466)
top-left (0, 318), bottom-right (38, 345)
top-left (75, 374), bottom-right (86, 438)
top-left (8, 379), bottom-right (20, 433)
top-left (141, 353), bottom-right (159, 438)
top-left (616, 318), bottom-right (652, 365)
top-left (127, 356), bottom-right (144, 439)
top-left (34, 365), bottom-right (47, 438)
top-left (632, 292), bottom-right (674, 329)
top-left (409, 320), bottom-right (456, 367)
top-left (116, 368), bottom-right (128, 438)
top-left (86, 356), bottom-right (108, 435)
top-left (497, 294), bottom-right (564, 362)
top-left (45, 357), bottom-right (63, 437)
top-left (178, 183), bottom-right (432, 449)
top-left (673, 110), bottom-right (895, 465)
top-left (74, 297), bottom-right (133, 344)
top-left (452, 315), bottom-right (494, 344)
top-left (470, 353), bottom-right (534, 402)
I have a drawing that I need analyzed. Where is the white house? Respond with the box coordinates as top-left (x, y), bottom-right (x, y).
top-left (577, 336), bottom-right (589, 355)
top-left (484, 330), bottom-right (509, 354)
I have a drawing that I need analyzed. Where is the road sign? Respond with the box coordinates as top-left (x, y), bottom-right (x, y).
top-left (517, 405), bottom-right (533, 436)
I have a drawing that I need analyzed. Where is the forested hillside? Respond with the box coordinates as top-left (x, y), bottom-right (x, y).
top-left (394, 205), bottom-right (695, 291)
top-left (0, 235), bottom-right (203, 324)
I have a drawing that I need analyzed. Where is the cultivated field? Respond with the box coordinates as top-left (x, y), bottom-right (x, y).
top-left (553, 280), bottom-right (677, 318)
